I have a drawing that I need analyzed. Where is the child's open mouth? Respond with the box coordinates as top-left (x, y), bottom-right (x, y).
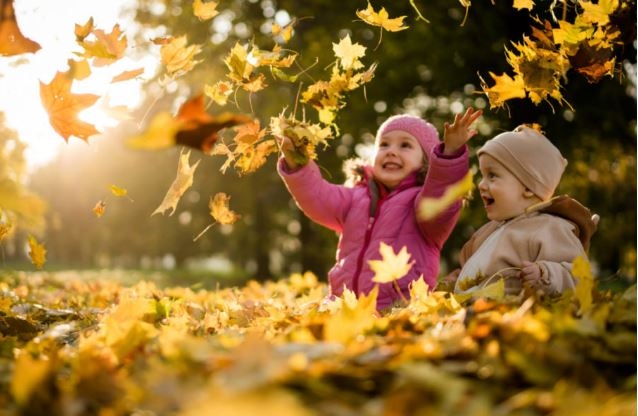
top-left (382, 162), bottom-right (401, 170)
top-left (482, 195), bottom-right (495, 207)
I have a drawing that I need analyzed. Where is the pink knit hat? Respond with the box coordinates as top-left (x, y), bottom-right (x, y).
top-left (375, 114), bottom-right (440, 155)
top-left (478, 125), bottom-right (567, 201)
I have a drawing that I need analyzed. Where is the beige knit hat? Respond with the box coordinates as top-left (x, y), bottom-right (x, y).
top-left (478, 125), bottom-right (567, 201)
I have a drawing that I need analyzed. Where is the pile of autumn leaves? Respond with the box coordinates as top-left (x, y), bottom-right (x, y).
top-left (0, 270), bottom-right (635, 415)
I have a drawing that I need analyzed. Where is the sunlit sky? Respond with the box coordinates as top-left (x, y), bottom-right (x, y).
top-left (0, 0), bottom-right (154, 168)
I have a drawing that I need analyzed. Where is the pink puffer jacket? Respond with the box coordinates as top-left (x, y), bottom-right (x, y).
top-left (278, 144), bottom-right (469, 310)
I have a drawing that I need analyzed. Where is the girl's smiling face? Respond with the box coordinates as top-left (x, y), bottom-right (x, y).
top-left (373, 130), bottom-right (425, 190)
top-left (477, 154), bottom-right (540, 221)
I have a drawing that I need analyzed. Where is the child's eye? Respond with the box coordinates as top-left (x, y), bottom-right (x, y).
top-left (401, 142), bottom-right (413, 148)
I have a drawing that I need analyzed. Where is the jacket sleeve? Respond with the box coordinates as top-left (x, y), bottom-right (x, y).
top-left (416, 144), bottom-right (469, 249)
top-left (277, 158), bottom-right (354, 232)
top-left (530, 218), bottom-right (586, 295)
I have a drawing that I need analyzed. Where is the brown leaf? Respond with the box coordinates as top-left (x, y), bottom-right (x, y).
top-left (175, 94), bottom-right (252, 153)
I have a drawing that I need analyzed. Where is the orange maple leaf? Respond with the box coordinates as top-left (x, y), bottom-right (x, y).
top-left (27, 235), bottom-right (46, 269)
top-left (175, 95), bottom-right (252, 153)
top-left (39, 71), bottom-right (100, 141)
top-left (0, 0), bottom-right (41, 56)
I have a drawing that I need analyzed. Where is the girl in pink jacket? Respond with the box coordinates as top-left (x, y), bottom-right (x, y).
top-left (278, 109), bottom-right (481, 310)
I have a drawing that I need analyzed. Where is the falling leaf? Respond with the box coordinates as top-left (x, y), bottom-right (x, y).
top-left (513, 0), bottom-right (535, 11)
top-left (272, 20), bottom-right (295, 43)
top-left (67, 58), bottom-right (92, 80)
top-left (333, 34), bottom-right (366, 71)
top-left (369, 242), bottom-right (414, 284)
top-left (27, 235), bottom-right (46, 269)
top-left (39, 70), bottom-right (100, 141)
top-left (79, 24), bottom-right (127, 63)
top-left (93, 200), bottom-right (106, 218)
top-left (175, 94), bottom-right (253, 153)
top-left (193, 0), bottom-right (219, 20)
top-left (419, 171), bottom-right (474, 220)
top-left (152, 150), bottom-right (201, 216)
top-left (356, 2), bottom-right (409, 32)
top-left (74, 17), bottom-right (94, 42)
top-left (204, 80), bottom-right (234, 106)
top-left (110, 185), bottom-right (127, 197)
top-left (160, 35), bottom-right (203, 77)
top-left (209, 192), bottom-right (240, 225)
top-left (0, 0), bottom-right (41, 56)
top-left (480, 72), bottom-right (527, 109)
top-left (128, 112), bottom-right (181, 150)
top-left (572, 255), bottom-right (594, 314)
top-left (111, 67), bottom-right (145, 83)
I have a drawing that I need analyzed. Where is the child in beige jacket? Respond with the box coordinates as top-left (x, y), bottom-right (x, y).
top-left (445, 125), bottom-right (598, 298)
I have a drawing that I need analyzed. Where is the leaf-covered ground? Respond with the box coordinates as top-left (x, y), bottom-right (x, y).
top-left (0, 270), bottom-right (635, 415)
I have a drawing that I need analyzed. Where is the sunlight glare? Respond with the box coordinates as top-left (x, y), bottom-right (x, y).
top-left (0, 0), bottom-right (150, 170)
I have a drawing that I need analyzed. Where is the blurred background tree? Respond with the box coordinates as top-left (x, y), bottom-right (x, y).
top-left (3, 0), bottom-right (635, 288)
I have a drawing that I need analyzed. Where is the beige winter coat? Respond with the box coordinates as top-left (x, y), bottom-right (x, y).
top-left (453, 195), bottom-right (598, 297)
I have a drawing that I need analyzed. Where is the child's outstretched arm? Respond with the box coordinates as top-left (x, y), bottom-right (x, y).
top-left (442, 107), bottom-right (482, 155)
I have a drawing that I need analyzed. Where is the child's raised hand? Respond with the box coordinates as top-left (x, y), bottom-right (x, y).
top-left (443, 107), bottom-right (482, 155)
top-left (278, 135), bottom-right (302, 170)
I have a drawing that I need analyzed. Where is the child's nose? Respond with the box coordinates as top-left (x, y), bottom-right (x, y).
top-left (478, 177), bottom-right (487, 190)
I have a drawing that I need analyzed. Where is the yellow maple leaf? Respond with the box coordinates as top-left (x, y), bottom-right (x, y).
top-left (323, 286), bottom-right (379, 343)
top-left (369, 242), bottom-right (414, 284)
top-left (93, 200), bottom-right (106, 218)
top-left (480, 71), bottom-right (527, 109)
top-left (356, 2), bottom-right (409, 32)
top-left (193, 0), bottom-right (219, 21)
top-left (419, 171), bottom-right (474, 220)
top-left (152, 150), bottom-right (201, 216)
top-left (80, 24), bottom-right (127, 63)
top-left (160, 35), bottom-right (203, 77)
top-left (579, 0), bottom-right (619, 26)
top-left (27, 235), bottom-right (46, 269)
top-left (572, 255), bottom-right (594, 314)
top-left (333, 34), bottom-right (366, 71)
top-left (513, 0), bottom-right (535, 11)
top-left (204, 80), bottom-right (234, 106)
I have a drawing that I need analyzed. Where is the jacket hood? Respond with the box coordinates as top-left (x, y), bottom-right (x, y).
top-left (526, 195), bottom-right (599, 252)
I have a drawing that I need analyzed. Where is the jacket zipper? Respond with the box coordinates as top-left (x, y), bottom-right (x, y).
top-left (352, 200), bottom-right (383, 293)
